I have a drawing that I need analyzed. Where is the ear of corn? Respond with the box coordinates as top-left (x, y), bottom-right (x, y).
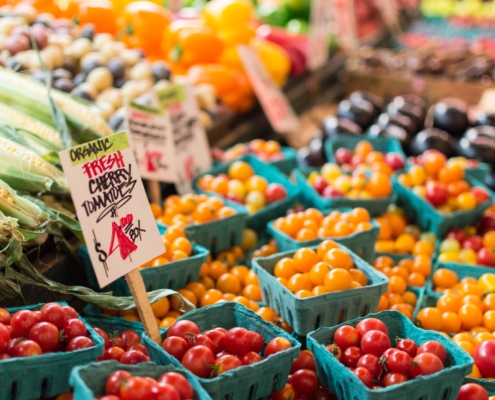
top-left (0, 179), bottom-right (47, 228)
top-left (0, 103), bottom-right (63, 150)
top-left (0, 136), bottom-right (68, 194)
top-left (0, 210), bottom-right (23, 243)
top-left (0, 123), bottom-right (61, 160)
top-left (0, 67), bottom-right (114, 142)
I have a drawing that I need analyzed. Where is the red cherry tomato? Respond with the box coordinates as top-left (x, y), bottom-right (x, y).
top-left (10, 310), bottom-right (38, 338)
top-left (185, 334), bottom-right (215, 354)
top-left (356, 354), bottom-right (382, 380)
top-left (128, 343), bottom-right (149, 356)
top-left (410, 353), bottom-right (444, 378)
top-left (0, 324), bottom-right (10, 353)
top-left (457, 383), bottom-right (489, 400)
top-left (212, 354), bottom-right (243, 376)
top-left (386, 350), bottom-right (412, 375)
top-left (0, 353), bottom-right (11, 360)
top-left (40, 303), bottom-right (66, 329)
top-left (119, 377), bottom-right (154, 400)
top-left (417, 341), bottom-right (447, 363)
top-left (292, 369), bottom-right (318, 394)
top-left (106, 370), bottom-right (131, 396)
top-left (265, 183), bottom-right (287, 204)
top-left (334, 325), bottom-right (361, 350)
top-left (266, 337), bottom-right (292, 356)
top-left (395, 339), bottom-right (418, 358)
top-left (66, 336), bottom-right (94, 352)
top-left (181, 346), bottom-right (215, 378)
top-left (119, 330), bottom-right (141, 350)
top-left (343, 346), bottom-right (364, 368)
top-left (204, 329), bottom-right (225, 354)
top-left (6, 338), bottom-right (24, 356)
top-left (223, 328), bottom-right (253, 356)
top-left (101, 346), bottom-right (126, 362)
top-left (62, 306), bottom-right (78, 321)
top-left (382, 372), bottom-right (408, 387)
top-left (360, 330), bottom-right (391, 357)
top-left (474, 340), bottom-right (495, 379)
top-left (0, 308), bottom-right (11, 325)
top-left (356, 318), bottom-right (388, 336)
top-left (240, 351), bottom-right (263, 365)
top-left (250, 331), bottom-right (264, 353)
top-left (28, 322), bottom-right (59, 352)
top-left (110, 336), bottom-right (126, 349)
top-left (162, 336), bottom-right (189, 361)
top-left (166, 320), bottom-right (200, 339)
top-left (425, 181), bottom-right (448, 206)
top-left (158, 372), bottom-right (194, 400)
top-left (152, 382), bottom-right (180, 400)
top-left (311, 388), bottom-right (337, 400)
top-left (12, 340), bottom-right (42, 357)
top-left (120, 349), bottom-right (150, 364)
top-left (94, 327), bottom-right (111, 349)
top-left (353, 367), bottom-right (373, 388)
top-left (62, 319), bottom-right (87, 343)
top-left (291, 350), bottom-right (316, 373)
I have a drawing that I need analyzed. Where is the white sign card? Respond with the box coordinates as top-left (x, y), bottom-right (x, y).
top-left (59, 132), bottom-right (165, 288)
top-left (237, 44), bottom-right (300, 134)
top-left (308, 0), bottom-right (330, 71)
top-left (155, 83), bottom-right (212, 195)
top-left (125, 100), bottom-right (177, 183)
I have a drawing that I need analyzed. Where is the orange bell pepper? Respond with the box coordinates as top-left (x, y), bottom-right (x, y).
top-left (78, 0), bottom-right (118, 34)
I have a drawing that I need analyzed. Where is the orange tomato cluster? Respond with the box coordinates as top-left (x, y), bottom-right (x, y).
top-left (250, 239), bottom-right (279, 259)
top-left (139, 224), bottom-right (193, 268)
top-left (273, 241), bottom-right (368, 298)
top-left (374, 208), bottom-right (437, 255)
top-left (373, 254), bottom-right (432, 289)
top-left (152, 194), bottom-right (236, 226)
top-left (273, 207), bottom-right (373, 242)
top-left (213, 139), bottom-right (285, 164)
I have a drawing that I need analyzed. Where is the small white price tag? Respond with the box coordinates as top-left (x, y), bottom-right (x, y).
top-left (332, 0), bottom-right (359, 54)
top-left (59, 132), bottom-right (165, 288)
top-left (237, 44), bottom-right (300, 134)
top-left (308, 0), bottom-right (330, 71)
top-left (155, 83), bottom-right (212, 195)
top-left (125, 100), bottom-right (177, 183)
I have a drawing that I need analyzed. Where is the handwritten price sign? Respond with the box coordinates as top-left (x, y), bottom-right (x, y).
top-left (59, 132), bottom-right (165, 288)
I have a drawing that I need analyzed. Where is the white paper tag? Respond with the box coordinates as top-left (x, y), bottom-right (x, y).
top-left (308, 0), bottom-right (330, 71)
top-left (59, 132), bottom-right (165, 288)
top-left (237, 44), bottom-right (300, 134)
top-left (125, 100), bottom-right (177, 183)
top-left (155, 83), bottom-right (212, 195)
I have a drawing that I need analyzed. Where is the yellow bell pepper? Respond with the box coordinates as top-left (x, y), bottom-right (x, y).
top-left (203, 0), bottom-right (254, 30)
top-left (249, 37), bottom-right (291, 87)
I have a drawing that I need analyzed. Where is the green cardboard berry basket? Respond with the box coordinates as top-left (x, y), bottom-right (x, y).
top-left (293, 168), bottom-right (397, 217)
top-left (142, 302), bottom-right (300, 400)
top-left (70, 360), bottom-right (212, 400)
top-left (251, 243), bottom-right (389, 336)
top-left (465, 163), bottom-right (491, 183)
top-left (156, 197), bottom-right (249, 254)
top-left (307, 310), bottom-right (473, 400)
top-left (0, 302), bottom-right (104, 400)
top-left (192, 155), bottom-right (300, 232)
top-left (266, 210), bottom-right (380, 263)
top-left (325, 136), bottom-right (406, 168)
top-left (393, 175), bottom-right (495, 238)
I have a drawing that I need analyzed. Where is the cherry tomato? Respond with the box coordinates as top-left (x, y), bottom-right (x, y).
top-left (6, 338), bottom-right (24, 356)
top-left (311, 388), bottom-right (337, 400)
top-left (119, 376), bottom-right (154, 400)
top-left (417, 341), bottom-right (447, 363)
top-left (334, 325), bottom-right (361, 350)
top-left (66, 336), bottom-right (94, 352)
top-left (356, 354), bottom-right (383, 380)
top-left (266, 337), bottom-right (292, 356)
top-left (240, 351), bottom-right (263, 365)
top-left (292, 369), bottom-right (318, 394)
top-left (106, 370), bottom-right (131, 396)
top-left (181, 345), bottom-right (215, 378)
top-left (325, 344), bottom-right (342, 362)
top-left (204, 329), bottom-right (225, 354)
top-left (382, 372), bottom-right (408, 387)
top-left (152, 382), bottom-right (180, 400)
top-left (353, 367), bottom-right (373, 388)
top-left (223, 328), bottom-right (253, 356)
top-left (12, 340), bottom-right (42, 357)
top-left (0, 353), bottom-right (11, 360)
top-left (386, 350), bottom-right (412, 375)
top-left (0, 308), bottom-right (11, 325)
top-left (425, 181), bottom-right (448, 206)
top-left (162, 336), bottom-right (189, 361)
top-left (395, 339), bottom-right (418, 358)
top-left (167, 320), bottom-right (200, 339)
top-left (270, 383), bottom-right (297, 400)
top-left (410, 353), bottom-right (444, 378)
top-left (10, 310), bottom-right (38, 338)
top-left (28, 322), bottom-right (59, 352)
top-left (474, 340), bottom-right (495, 378)
top-left (291, 350), bottom-right (316, 373)
top-left (120, 349), bottom-right (150, 364)
top-left (100, 346), bottom-right (126, 362)
top-left (40, 303), bottom-right (66, 329)
top-left (360, 330), bottom-right (391, 356)
top-left (110, 336), bottom-right (126, 349)
top-left (62, 306), bottom-right (78, 321)
top-left (457, 383), bottom-right (489, 400)
top-left (185, 334), bottom-right (215, 354)
top-left (212, 354), bottom-right (243, 376)
top-left (128, 343), bottom-right (149, 356)
top-left (94, 327), bottom-right (111, 349)
top-left (343, 346), bottom-right (363, 368)
top-left (356, 318), bottom-right (388, 336)
top-left (0, 323), bottom-right (10, 353)
top-left (158, 372), bottom-right (194, 400)
top-left (250, 331), bottom-right (264, 353)
top-left (119, 330), bottom-right (141, 350)
top-left (62, 319), bottom-right (87, 343)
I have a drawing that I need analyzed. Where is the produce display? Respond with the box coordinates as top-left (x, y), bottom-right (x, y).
top-left (438, 227), bottom-right (495, 266)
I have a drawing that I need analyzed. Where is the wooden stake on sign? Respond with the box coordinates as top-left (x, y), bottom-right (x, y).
top-left (147, 180), bottom-right (162, 205)
top-left (373, 0), bottom-right (401, 36)
top-left (125, 269), bottom-right (162, 344)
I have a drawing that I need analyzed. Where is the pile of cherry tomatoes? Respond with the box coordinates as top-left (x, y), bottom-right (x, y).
top-left (94, 327), bottom-right (150, 365)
